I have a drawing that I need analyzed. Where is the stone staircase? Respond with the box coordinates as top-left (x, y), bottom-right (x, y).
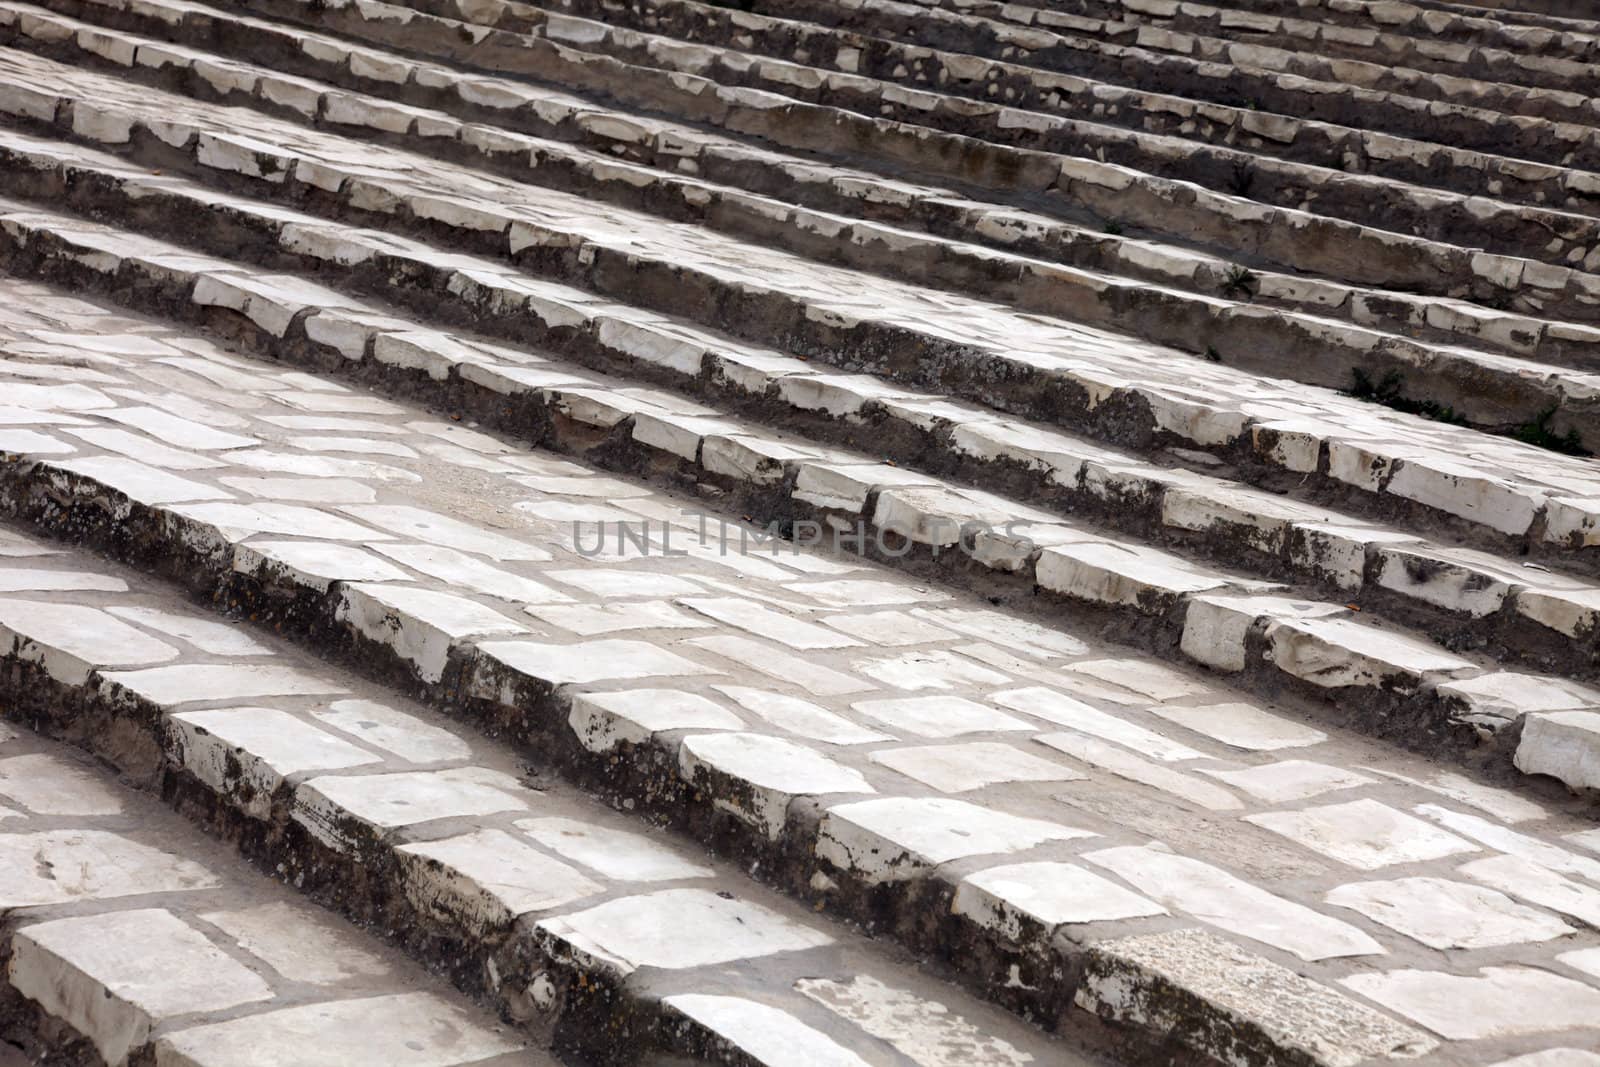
top-left (0, 0), bottom-right (1596, 1063)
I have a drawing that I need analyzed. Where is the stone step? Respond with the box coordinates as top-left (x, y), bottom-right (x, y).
top-left (3, 48), bottom-right (1600, 575)
top-left (4, 273), bottom-right (1600, 1065)
top-left (0, 700), bottom-right (546, 1066)
top-left (907, 0), bottom-right (1600, 79)
top-left (176, 0), bottom-right (1600, 324)
top-left (349, 0), bottom-right (1600, 294)
top-left (0, 523), bottom-right (1072, 1067)
top-left (19, 0), bottom-right (1600, 376)
top-left (4, 129), bottom-right (1600, 727)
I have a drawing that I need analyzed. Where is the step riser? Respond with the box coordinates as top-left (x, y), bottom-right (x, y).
top-left (221, 0), bottom-right (1600, 319)
top-left (6, 141), bottom-right (1599, 684)
top-left (19, 0), bottom-right (1597, 377)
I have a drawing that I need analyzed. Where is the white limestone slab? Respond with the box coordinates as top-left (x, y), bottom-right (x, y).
top-left (1247, 800), bottom-right (1479, 869)
top-left (152, 992), bottom-right (522, 1066)
top-left (910, 607), bottom-right (1087, 657)
top-left (871, 742), bottom-right (1082, 792)
top-left (713, 686), bottom-right (892, 745)
top-left (341, 504), bottom-right (550, 560)
top-left (1341, 967), bottom-right (1600, 1040)
top-left (680, 732), bottom-right (873, 837)
top-left (169, 707), bottom-right (380, 819)
top-left (9, 908), bottom-right (274, 1065)
top-left (1364, 766), bottom-right (1548, 824)
top-left (233, 539), bottom-right (409, 593)
top-left (105, 606), bottom-right (273, 657)
top-left (1326, 877), bottom-right (1572, 949)
top-left (311, 699), bottom-right (472, 763)
top-left (1035, 732), bottom-right (1241, 811)
top-left (293, 768), bottom-right (529, 849)
top-left (535, 888), bottom-right (832, 977)
top-left (0, 829), bottom-right (218, 907)
top-left (200, 901), bottom-right (391, 985)
top-left (369, 542), bottom-right (570, 604)
top-left (797, 976), bottom-right (1032, 1067)
top-left (397, 828), bottom-right (604, 933)
top-left (1416, 805), bottom-right (1600, 882)
top-left (1148, 702), bottom-right (1326, 751)
top-left (1064, 658), bottom-right (1213, 701)
top-left (569, 689), bottom-right (743, 751)
top-left (1462, 854), bottom-right (1600, 928)
top-left (337, 583), bottom-right (527, 683)
top-left (664, 995), bottom-right (872, 1067)
top-left (99, 663), bottom-right (343, 708)
top-left (954, 861), bottom-right (1165, 939)
top-left (517, 816), bottom-right (712, 882)
top-left (854, 649), bottom-right (1011, 691)
top-left (1515, 712), bottom-right (1600, 793)
top-left (56, 455), bottom-right (231, 506)
top-left (218, 475), bottom-right (377, 503)
top-left (849, 695), bottom-right (1030, 738)
top-left (0, 754), bottom-right (123, 816)
top-left (679, 596), bottom-right (858, 650)
top-left (1200, 761), bottom-right (1375, 803)
top-left (479, 638), bottom-right (717, 688)
top-left (824, 610), bottom-right (954, 647)
top-left (1085, 845), bottom-right (1383, 961)
top-left (993, 687), bottom-right (1200, 760)
top-left (0, 599), bottom-right (177, 684)
top-left (0, 568), bottom-right (125, 592)
top-left (690, 636), bottom-right (872, 696)
top-left (526, 599), bottom-right (710, 635)
top-left (817, 797), bottom-right (1092, 884)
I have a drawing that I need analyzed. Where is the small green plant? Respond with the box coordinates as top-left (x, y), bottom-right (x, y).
top-left (1220, 264), bottom-right (1256, 298)
top-left (1514, 406), bottom-right (1590, 457)
top-left (1345, 368), bottom-right (1465, 426)
top-left (1228, 160), bottom-right (1255, 196)
top-left (1204, 345), bottom-right (1223, 363)
top-left (1103, 219), bottom-right (1125, 236)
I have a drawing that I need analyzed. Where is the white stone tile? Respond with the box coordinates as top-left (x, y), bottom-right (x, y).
top-left (664, 995), bottom-right (872, 1067)
top-left (152, 992), bottom-right (523, 1066)
top-left (797, 976), bottom-right (1032, 1067)
top-left (1148, 702), bottom-right (1326, 751)
top-left (293, 768), bottom-right (529, 850)
top-left (1326, 877), bottom-right (1573, 949)
top-left (526, 599), bottom-right (710, 635)
top-left (543, 568), bottom-right (703, 598)
top-left (1341, 967), bottom-right (1600, 1040)
top-left (713, 686), bottom-right (892, 745)
top-left (569, 689), bottom-right (743, 752)
top-left (1364, 766), bottom-right (1548, 824)
top-left (397, 828), bottom-right (604, 933)
top-left (369, 543), bottom-right (570, 604)
top-left (0, 599), bottom-right (177, 684)
top-left (993, 687), bottom-right (1201, 760)
top-left (311, 699), bottom-right (472, 763)
top-left (1462, 854), bottom-right (1600, 928)
top-left (341, 504), bottom-right (549, 560)
top-left (479, 638), bottom-right (717, 688)
top-left (0, 754), bottom-right (123, 816)
top-left (1036, 732), bottom-right (1241, 811)
top-left (1062, 658), bottom-right (1212, 701)
top-left (849, 695), bottom-right (1030, 738)
top-left (337, 583), bottom-right (527, 683)
top-left (1416, 805), bottom-right (1600, 882)
top-left (0, 568), bottom-right (125, 593)
top-left (517, 816), bottom-right (711, 882)
top-left (99, 663), bottom-right (344, 708)
top-left (1246, 800), bottom-right (1479, 869)
top-left (1085, 845), bottom-right (1383, 961)
top-left (690, 636), bottom-right (871, 696)
top-left (200, 901), bottom-right (390, 985)
top-left (954, 861), bottom-right (1164, 939)
top-left (679, 596), bottom-right (859, 650)
top-left (817, 797), bottom-right (1091, 884)
top-left (909, 607), bottom-right (1086, 658)
top-left (1487, 1051), bottom-right (1600, 1067)
top-left (169, 707), bottom-right (381, 819)
top-left (1515, 712), bottom-right (1600, 794)
top-left (854, 649), bottom-right (1012, 691)
top-left (9, 909), bottom-right (274, 1065)
top-left (1200, 761), bottom-right (1375, 804)
top-left (535, 888), bottom-right (832, 977)
top-left (680, 732), bottom-right (873, 837)
top-left (871, 742), bottom-right (1082, 792)
top-left (0, 830), bottom-right (218, 908)
top-left (233, 539), bottom-right (409, 592)
top-left (824, 610), bottom-right (954, 646)
top-left (104, 606), bottom-right (273, 657)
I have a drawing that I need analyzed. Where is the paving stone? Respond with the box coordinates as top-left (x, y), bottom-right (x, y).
top-left (9, 908), bottom-right (275, 1065)
top-left (0, 568), bottom-right (125, 592)
top-left (293, 768), bottom-right (529, 849)
top-left (370, 543), bottom-right (570, 604)
top-left (397, 827), bottom-right (605, 933)
top-left (535, 888), bottom-right (833, 977)
top-left (337, 583), bottom-right (528, 683)
top-left (516, 816), bottom-right (711, 881)
top-left (953, 861), bottom-right (1166, 939)
top-left (1515, 711), bottom-right (1600, 793)
top-left (310, 698), bottom-right (473, 763)
top-left (796, 976), bottom-right (1034, 1067)
top-left (1246, 799), bottom-right (1479, 869)
top-left (99, 662), bottom-right (344, 707)
top-left (200, 901), bottom-right (391, 984)
top-left (1084, 845), bottom-right (1383, 961)
top-left (1147, 702), bottom-right (1327, 751)
top-left (343, 504), bottom-right (549, 561)
top-left (1325, 877), bottom-right (1573, 949)
top-left (152, 993), bottom-right (523, 1066)
top-left (478, 638), bottom-right (717, 688)
top-left (679, 732), bottom-right (874, 837)
top-left (816, 797), bottom-right (1092, 883)
top-left (1201, 761), bottom-right (1375, 803)
top-left (690, 636), bottom-right (872, 695)
top-left (871, 742), bottom-right (1082, 792)
top-left (1077, 928), bottom-right (1436, 1065)
top-left (0, 599), bottom-right (177, 683)
top-left (0, 753), bottom-right (123, 815)
top-left (848, 695), bottom-right (1031, 738)
top-left (664, 995), bottom-right (872, 1067)
top-left (168, 707), bottom-right (382, 819)
top-left (1461, 854), bottom-right (1600, 928)
top-left (0, 829), bottom-right (218, 907)
top-left (713, 685), bottom-right (893, 745)
top-left (234, 539), bottom-right (410, 592)
top-left (568, 688), bottom-right (743, 751)
top-left (1341, 967), bottom-right (1600, 1040)
top-left (1037, 733), bottom-right (1242, 810)
top-left (104, 605), bottom-right (274, 656)
top-left (854, 649), bottom-right (1012, 691)
top-left (1417, 805), bottom-right (1600, 881)
top-left (992, 687), bottom-right (1202, 760)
